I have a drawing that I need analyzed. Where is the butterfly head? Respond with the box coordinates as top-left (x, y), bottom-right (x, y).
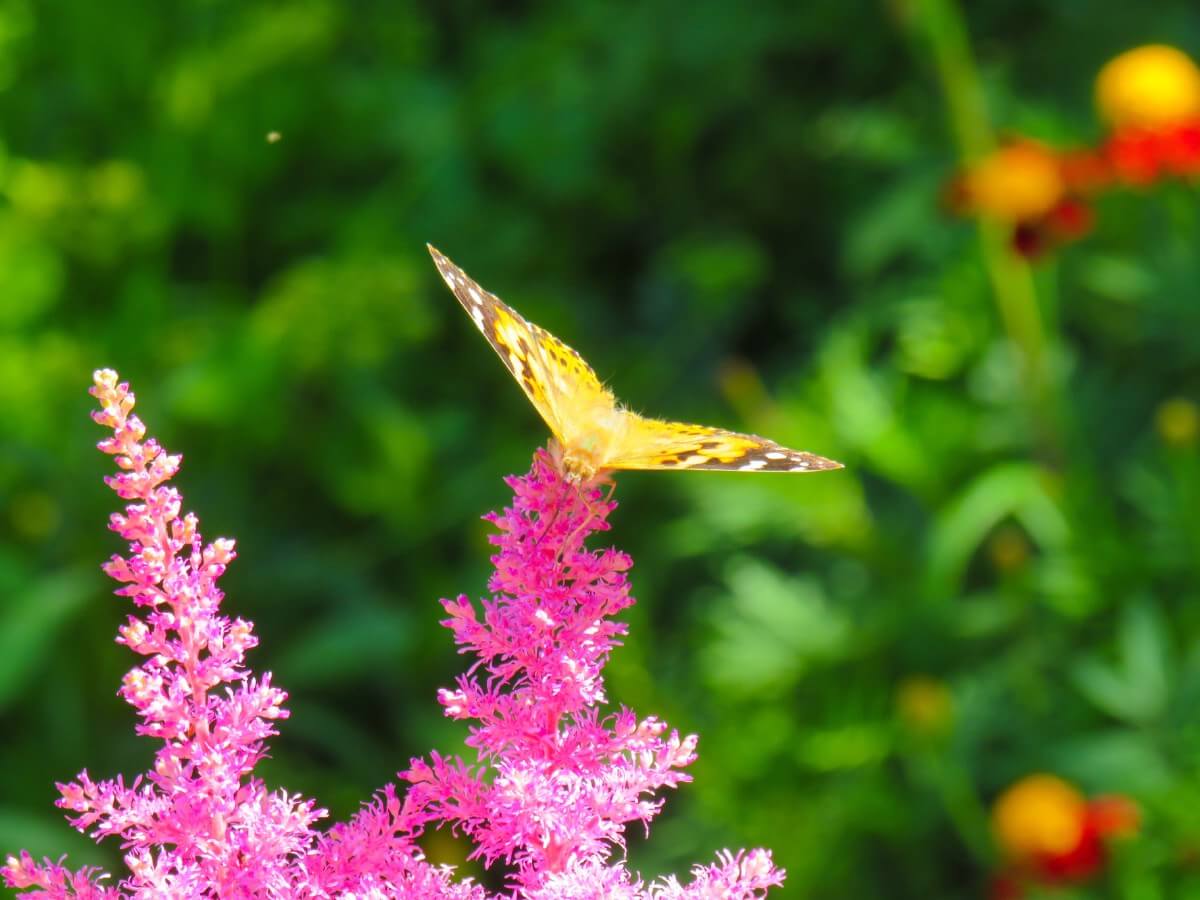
top-left (548, 438), bottom-right (605, 484)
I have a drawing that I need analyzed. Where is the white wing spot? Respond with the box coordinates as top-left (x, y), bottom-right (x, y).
top-left (469, 287), bottom-right (482, 303)
top-left (470, 307), bottom-right (485, 330)
top-left (789, 462), bottom-right (811, 471)
top-left (740, 459), bottom-right (768, 471)
top-left (765, 451), bottom-right (787, 460)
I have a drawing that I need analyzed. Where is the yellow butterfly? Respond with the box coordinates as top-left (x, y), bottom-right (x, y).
top-left (428, 245), bottom-right (842, 481)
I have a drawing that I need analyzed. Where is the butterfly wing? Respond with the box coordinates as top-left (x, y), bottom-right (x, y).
top-left (428, 245), bottom-right (614, 443)
top-left (608, 414), bottom-right (842, 472)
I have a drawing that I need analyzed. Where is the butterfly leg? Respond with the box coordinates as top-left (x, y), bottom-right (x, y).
top-left (533, 441), bottom-right (587, 552)
top-left (531, 485), bottom-right (568, 551)
top-left (554, 474), bottom-right (615, 565)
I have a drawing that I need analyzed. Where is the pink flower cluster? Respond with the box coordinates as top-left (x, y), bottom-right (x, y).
top-left (4, 369), bottom-right (785, 899)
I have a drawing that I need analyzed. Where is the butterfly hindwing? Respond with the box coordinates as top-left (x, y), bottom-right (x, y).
top-left (609, 416), bottom-right (842, 472)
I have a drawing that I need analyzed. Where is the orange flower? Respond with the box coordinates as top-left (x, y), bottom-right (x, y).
top-left (945, 46), bottom-right (1200, 256)
top-left (991, 774), bottom-right (1140, 895)
top-left (961, 142), bottom-right (1064, 223)
top-left (1096, 45), bottom-right (1200, 129)
top-left (993, 775), bottom-right (1088, 864)
top-left (946, 142), bottom-right (1097, 258)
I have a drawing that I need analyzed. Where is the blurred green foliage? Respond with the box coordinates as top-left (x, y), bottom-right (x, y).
top-left (4, 1), bottom-right (1200, 896)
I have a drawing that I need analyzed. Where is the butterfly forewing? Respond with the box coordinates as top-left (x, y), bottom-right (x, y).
top-left (428, 245), bottom-right (612, 441)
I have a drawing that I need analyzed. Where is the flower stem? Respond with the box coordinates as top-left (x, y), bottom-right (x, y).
top-left (909, 0), bottom-right (1064, 459)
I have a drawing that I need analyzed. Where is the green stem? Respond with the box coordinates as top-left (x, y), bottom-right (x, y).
top-left (911, 0), bottom-right (1062, 458)
top-left (902, 747), bottom-right (994, 865)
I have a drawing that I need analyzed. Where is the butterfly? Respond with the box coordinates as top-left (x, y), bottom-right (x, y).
top-left (428, 244), bottom-right (842, 481)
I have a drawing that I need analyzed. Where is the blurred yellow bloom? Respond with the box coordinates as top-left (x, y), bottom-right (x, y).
top-left (1096, 45), bottom-right (1200, 129)
top-left (993, 774), bottom-right (1086, 861)
top-left (962, 143), bottom-right (1064, 223)
top-left (988, 525), bottom-right (1031, 574)
top-left (9, 491), bottom-right (61, 541)
top-left (1156, 397), bottom-right (1200, 447)
top-left (896, 676), bottom-right (953, 735)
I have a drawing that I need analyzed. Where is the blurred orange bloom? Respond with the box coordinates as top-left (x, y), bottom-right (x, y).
top-left (994, 774), bottom-right (1088, 863)
top-left (944, 46), bottom-right (1200, 258)
top-left (1096, 45), bottom-right (1200, 129)
top-left (958, 142), bottom-right (1064, 223)
top-left (990, 774), bottom-right (1139, 897)
top-left (946, 142), bottom-right (1096, 258)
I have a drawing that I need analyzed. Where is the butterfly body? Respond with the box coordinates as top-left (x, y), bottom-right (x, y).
top-left (428, 245), bottom-right (842, 481)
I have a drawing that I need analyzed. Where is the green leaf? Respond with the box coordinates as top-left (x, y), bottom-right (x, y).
top-left (927, 462), bottom-right (1068, 594)
top-left (1050, 730), bottom-right (1172, 794)
top-left (0, 809), bottom-right (110, 866)
top-left (702, 557), bottom-right (849, 694)
top-left (0, 567), bottom-right (98, 713)
top-left (1071, 601), bottom-right (1169, 724)
top-left (269, 606), bottom-right (414, 689)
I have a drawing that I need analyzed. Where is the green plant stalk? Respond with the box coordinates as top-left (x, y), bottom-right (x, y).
top-left (909, 749), bottom-right (995, 865)
top-left (911, 0), bottom-right (1063, 457)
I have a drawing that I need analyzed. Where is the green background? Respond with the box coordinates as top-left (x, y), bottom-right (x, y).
top-left (4, 0), bottom-right (1200, 896)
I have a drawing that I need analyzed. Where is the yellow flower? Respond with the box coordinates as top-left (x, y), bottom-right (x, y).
top-left (1096, 45), bottom-right (1200, 129)
top-left (1156, 397), bottom-right (1199, 447)
top-left (895, 676), bottom-right (953, 736)
top-left (992, 774), bottom-right (1086, 862)
top-left (987, 524), bottom-right (1031, 574)
top-left (964, 143), bottom-right (1064, 223)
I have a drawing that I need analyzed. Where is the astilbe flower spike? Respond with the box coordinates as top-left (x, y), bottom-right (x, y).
top-left (4, 369), bottom-right (785, 899)
top-left (403, 453), bottom-right (783, 897)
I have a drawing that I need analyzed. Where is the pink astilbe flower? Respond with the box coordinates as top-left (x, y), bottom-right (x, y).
top-left (4, 371), bottom-right (460, 899)
top-left (401, 452), bottom-right (785, 898)
top-left (5, 370), bottom-right (784, 899)
top-left (6, 369), bottom-right (323, 895)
